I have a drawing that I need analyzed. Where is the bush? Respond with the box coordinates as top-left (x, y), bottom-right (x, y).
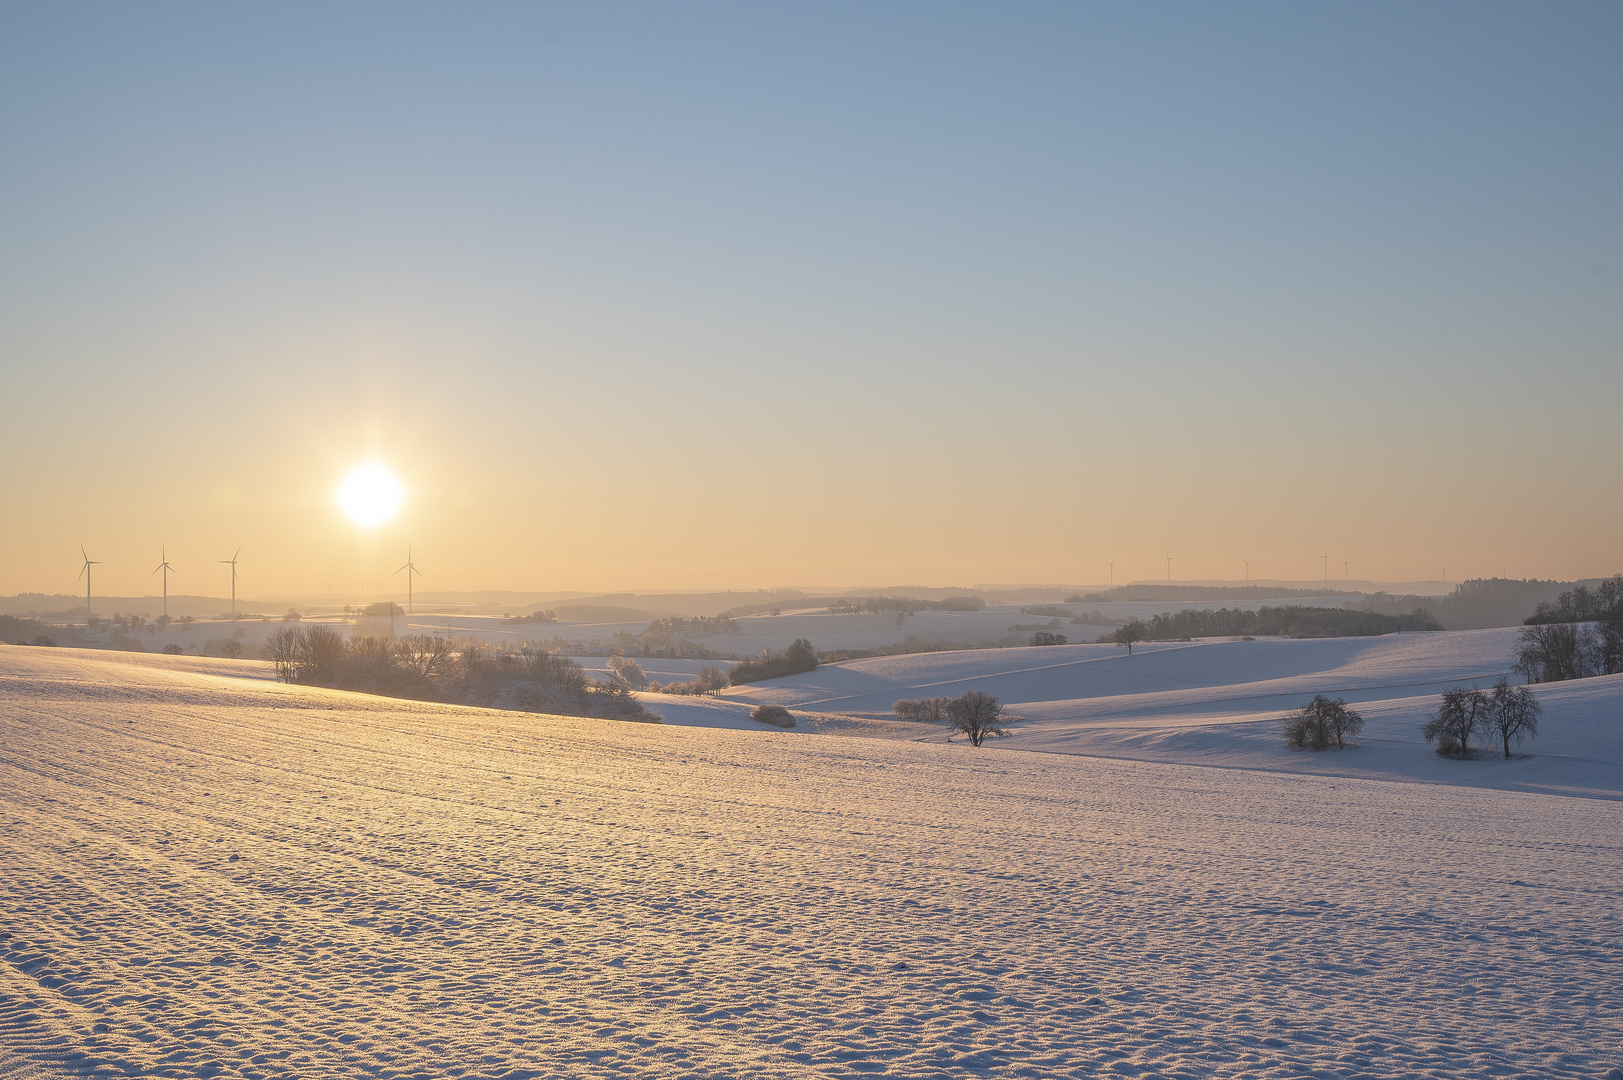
top-left (730, 639), bottom-right (819, 684)
top-left (663, 665), bottom-right (730, 696)
top-left (161, 643), bottom-right (184, 655)
top-left (947, 690), bottom-right (1008, 747)
top-left (751, 704), bottom-right (795, 728)
top-left (1282, 695), bottom-right (1364, 750)
top-left (1031, 631), bottom-right (1068, 646)
top-left (606, 654), bottom-right (649, 689)
top-left (893, 696), bottom-right (949, 721)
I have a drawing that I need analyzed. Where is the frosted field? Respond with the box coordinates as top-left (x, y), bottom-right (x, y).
top-left (3, 644), bottom-right (1622, 1079)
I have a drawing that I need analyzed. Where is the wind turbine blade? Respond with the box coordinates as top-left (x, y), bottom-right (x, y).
top-left (233, 547), bottom-right (241, 561)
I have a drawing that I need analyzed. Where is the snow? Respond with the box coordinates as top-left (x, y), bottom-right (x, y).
top-left (718, 629), bottom-right (1623, 799)
top-left (2, 642), bottom-right (1621, 1078)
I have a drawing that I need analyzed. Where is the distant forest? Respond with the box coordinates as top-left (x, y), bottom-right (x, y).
top-left (1102, 605), bottom-right (1441, 644)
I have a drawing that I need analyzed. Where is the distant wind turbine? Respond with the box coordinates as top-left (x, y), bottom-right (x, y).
top-left (1321, 552), bottom-right (1329, 581)
top-left (1343, 557), bottom-right (1349, 582)
top-left (1244, 559), bottom-right (1251, 581)
top-left (1107, 561), bottom-right (1114, 589)
top-left (395, 545), bottom-right (423, 614)
top-left (1165, 553), bottom-right (1172, 584)
top-left (78, 545), bottom-right (101, 618)
top-left (152, 547), bottom-right (176, 618)
top-left (219, 548), bottom-right (241, 618)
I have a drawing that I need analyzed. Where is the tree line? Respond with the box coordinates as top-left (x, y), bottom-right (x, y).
top-left (1105, 604), bottom-right (1440, 649)
top-left (1513, 575), bottom-right (1623, 683)
top-left (262, 625), bottom-right (657, 723)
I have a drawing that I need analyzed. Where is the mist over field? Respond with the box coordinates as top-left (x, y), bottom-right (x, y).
top-left (4, 3), bottom-right (1622, 1078)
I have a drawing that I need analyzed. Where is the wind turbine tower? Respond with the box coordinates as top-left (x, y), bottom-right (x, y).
top-left (1244, 559), bottom-right (1251, 581)
top-left (152, 547), bottom-right (176, 618)
top-left (1321, 552), bottom-right (1329, 582)
top-left (1165, 553), bottom-right (1172, 584)
top-left (219, 548), bottom-right (241, 618)
top-left (1343, 558), bottom-right (1349, 582)
top-left (396, 545), bottom-right (423, 614)
top-left (78, 545), bottom-right (101, 619)
top-left (1107, 561), bottom-right (1114, 589)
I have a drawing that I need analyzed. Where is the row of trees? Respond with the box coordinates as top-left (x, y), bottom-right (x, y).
top-left (261, 626), bottom-right (656, 723)
top-left (1106, 605), bottom-right (1441, 650)
top-left (1514, 576), bottom-right (1623, 682)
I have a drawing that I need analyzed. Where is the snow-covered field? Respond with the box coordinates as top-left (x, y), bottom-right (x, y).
top-left (720, 629), bottom-right (1623, 800)
top-left (3, 643), bottom-right (1621, 1079)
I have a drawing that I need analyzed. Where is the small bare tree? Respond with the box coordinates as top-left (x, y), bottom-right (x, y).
top-left (1423, 686), bottom-right (1490, 757)
top-left (1486, 677), bottom-right (1541, 759)
top-left (1112, 620), bottom-right (1146, 655)
top-left (947, 690), bottom-right (1008, 747)
top-left (262, 625), bottom-right (304, 683)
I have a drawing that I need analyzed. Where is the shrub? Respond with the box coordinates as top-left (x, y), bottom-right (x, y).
top-left (664, 665), bottom-right (730, 696)
top-left (947, 690), bottom-right (1008, 747)
top-left (730, 639), bottom-right (819, 684)
top-left (751, 704), bottom-right (795, 728)
top-left (1031, 631), bottom-right (1068, 646)
top-left (161, 643), bottom-right (184, 655)
top-left (893, 696), bottom-right (949, 721)
top-left (606, 654), bottom-right (649, 689)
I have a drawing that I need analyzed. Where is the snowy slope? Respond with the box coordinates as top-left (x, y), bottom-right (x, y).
top-left (718, 630), bottom-right (1623, 799)
top-left (2, 643), bottom-right (1621, 1079)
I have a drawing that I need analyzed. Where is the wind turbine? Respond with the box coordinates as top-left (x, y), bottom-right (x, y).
top-left (1244, 559), bottom-right (1251, 582)
top-left (78, 545), bottom-right (101, 618)
top-left (152, 546), bottom-right (176, 618)
top-left (395, 544), bottom-right (423, 614)
top-left (219, 548), bottom-right (241, 618)
top-left (1165, 553), bottom-right (1172, 584)
top-left (1343, 557), bottom-right (1349, 582)
top-left (1321, 552), bottom-right (1329, 581)
top-left (1107, 561), bottom-right (1114, 589)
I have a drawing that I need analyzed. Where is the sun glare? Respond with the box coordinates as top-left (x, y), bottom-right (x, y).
top-left (337, 463), bottom-right (405, 527)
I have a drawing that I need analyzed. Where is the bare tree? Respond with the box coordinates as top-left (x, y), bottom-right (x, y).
top-left (1281, 695), bottom-right (1364, 750)
top-left (1486, 677), bottom-right (1542, 759)
top-left (947, 690), bottom-right (1008, 747)
top-left (262, 625), bottom-right (304, 683)
top-left (396, 634), bottom-right (454, 681)
top-left (1112, 620), bottom-right (1146, 655)
top-left (1514, 622), bottom-right (1593, 683)
top-left (1423, 686), bottom-right (1490, 757)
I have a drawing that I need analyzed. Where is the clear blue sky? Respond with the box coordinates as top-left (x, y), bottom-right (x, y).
top-left (2, 2), bottom-right (1619, 595)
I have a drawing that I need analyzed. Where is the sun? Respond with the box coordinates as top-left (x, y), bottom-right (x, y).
top-left (337, 463), bottom-right (405, 527)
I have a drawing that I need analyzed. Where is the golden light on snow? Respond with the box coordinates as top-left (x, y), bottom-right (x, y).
top-left (337, 463), bottom-right (405, 527)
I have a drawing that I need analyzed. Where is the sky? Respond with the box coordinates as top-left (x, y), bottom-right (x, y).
top-left (2, 1), bottom-right (1620, 599)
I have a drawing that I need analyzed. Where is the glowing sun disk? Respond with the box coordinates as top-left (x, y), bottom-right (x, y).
top-left (337, 464), bottom-right (404, 527)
